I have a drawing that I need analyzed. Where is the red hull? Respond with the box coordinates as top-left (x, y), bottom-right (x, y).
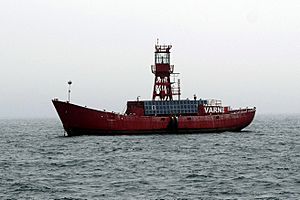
top-left (52, 100), bottom-right (255, 136)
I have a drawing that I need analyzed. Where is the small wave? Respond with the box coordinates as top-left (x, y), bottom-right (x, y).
top-left (186, 174), bottom-right (208, 179)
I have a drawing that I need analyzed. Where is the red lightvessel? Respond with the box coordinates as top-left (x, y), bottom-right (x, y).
top-left (52, 43), bottom-right (256, 136)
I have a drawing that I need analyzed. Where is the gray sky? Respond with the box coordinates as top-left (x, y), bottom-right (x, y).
top-left (0, 0), bottom-right (299, 118)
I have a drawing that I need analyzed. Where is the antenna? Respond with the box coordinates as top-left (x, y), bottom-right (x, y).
top-left (156, 38), bottom-right (159, 45)
top-left (67, 80), bottom-right (72, 102)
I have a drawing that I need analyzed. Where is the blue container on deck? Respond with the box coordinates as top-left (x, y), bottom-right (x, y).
top-left (144, 100), bottom-right (203, 115)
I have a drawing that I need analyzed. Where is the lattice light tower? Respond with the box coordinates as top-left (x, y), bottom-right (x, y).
top-left (151, 44), bottom-right (179, 101)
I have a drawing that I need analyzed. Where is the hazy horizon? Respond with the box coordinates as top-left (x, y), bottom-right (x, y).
top-left (1, 0), bottom-right (299, 118)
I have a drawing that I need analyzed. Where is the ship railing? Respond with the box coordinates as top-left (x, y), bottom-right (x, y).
top-left (230, 107), bottom-right (256, 113)
top-left (206, 99), bottom-right (222, 106)
top-left (151, 65), bottom-right (174, 73)
top-left (151, 65), bottom-right (155, 73)
top-left (170, 65), bottom-right (174, 73)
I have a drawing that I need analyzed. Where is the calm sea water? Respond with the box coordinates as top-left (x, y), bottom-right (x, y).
top-left (0, 115), bottom-right (299, 199)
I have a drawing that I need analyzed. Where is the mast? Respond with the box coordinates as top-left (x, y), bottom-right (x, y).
top-left (151, 42), bottom-right (181, 101)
